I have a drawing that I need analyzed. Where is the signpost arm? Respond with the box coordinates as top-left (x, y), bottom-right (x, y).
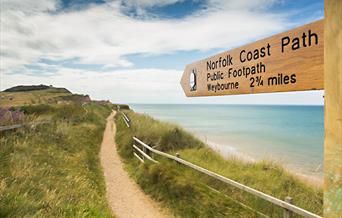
top-left (324, 0), bottom-right (342, 217)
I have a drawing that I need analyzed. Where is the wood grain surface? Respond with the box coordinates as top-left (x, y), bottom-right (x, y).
top-left (181, 20), bottom-right (323, 97)
top-left (324, 1), bottom-right (342, 217)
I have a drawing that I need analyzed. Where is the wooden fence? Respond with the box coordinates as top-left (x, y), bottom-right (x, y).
top-left (116, 105), bottom-right (130, 128)
top-left (0, 121), bottom-right (50, 132)
top-left (132, 137), bottom-right (322, 218)
top-left (121, 112), bottom-right (130, 128)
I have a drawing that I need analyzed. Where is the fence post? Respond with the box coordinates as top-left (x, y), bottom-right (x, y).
top-left (143, 146), bottom-right (146, 160)
top-left (175, 153), bottom-right (180, 164)
top-left (283, 196), bottom-right (293, 218)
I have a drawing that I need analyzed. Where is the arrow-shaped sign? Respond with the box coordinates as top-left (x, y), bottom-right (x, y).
top-left (181, 19), bottom-right (324, 97)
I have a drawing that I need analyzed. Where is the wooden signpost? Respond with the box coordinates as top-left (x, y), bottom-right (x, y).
top-left (180, 20), bottom-right (324, 96)
top-left (181, 1), bottom-right (341, 216)
top-left (324, 1), bottom-right (342, 218)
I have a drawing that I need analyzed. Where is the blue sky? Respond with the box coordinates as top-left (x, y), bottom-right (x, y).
top-left (1, 0), bottom-right (324, 104)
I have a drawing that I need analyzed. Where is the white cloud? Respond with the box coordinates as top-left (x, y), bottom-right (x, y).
top-left (1, 0), bottom-right (323, 105)
top-left (120, 0), bottom-right (185, 8)
top-left (1, 68), bottom-right (324, 106)
top-left (207, 0), bottom-right (279, 11)
top-left (1, 0), bottom-right (58, 13)
top-left (1, 66), bottom-right (324, 105)
top-left (1, 0), bottom-right (289, 73)
top-left (1, 67), bottom-right (182, 102)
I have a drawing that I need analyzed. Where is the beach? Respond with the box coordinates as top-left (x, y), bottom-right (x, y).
top-left (131, 104), bottom-right (324, 183)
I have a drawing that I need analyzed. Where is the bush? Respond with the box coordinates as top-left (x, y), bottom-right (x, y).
top-left (53, 104), bottom-right (84, 121)
top-left (0, 107), bottom-right (25, 125)
top-left (3, 85), bottom-right (70, 93)
top-left (113, 104), bottom-right (130, 110)
top-left (20, 104), bottom-right (55, 115)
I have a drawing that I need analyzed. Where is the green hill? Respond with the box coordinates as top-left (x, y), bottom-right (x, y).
top-left (3, 85), bottom-right (70, 93)
top-left (0, 85), bottom-right (81, 107)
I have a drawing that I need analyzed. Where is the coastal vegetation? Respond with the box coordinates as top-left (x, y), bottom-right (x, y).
top-left (115, 110), bottom-right (323, 217)
top-left (3, 85), bottom-right (70, 93)
top-left (0, 87), bottom-right (73, 107)
top-left (0, 87), bottom-right (116, 217)
top-left (0, 85), bottom-right (323, 217)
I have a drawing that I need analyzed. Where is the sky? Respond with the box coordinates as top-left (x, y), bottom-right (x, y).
top-left (0, 0), bottom-right (324, 105)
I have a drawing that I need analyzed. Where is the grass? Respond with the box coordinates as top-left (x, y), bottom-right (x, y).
top-left (0, 89), bottom-right (72, 107)
top-left (115, 110), bottom-right (323, 217)
top-left (0, 103), bottom-right (114, 217)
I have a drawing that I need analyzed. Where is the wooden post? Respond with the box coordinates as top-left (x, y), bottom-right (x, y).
top-left (324, 1), bottom-right (342, 217)
top-left (283, 197), bottom-right (293, 218)
top-left (143, 146), bottom-right (146, 160)
top-left (176, 153), bottom-right (180, 164)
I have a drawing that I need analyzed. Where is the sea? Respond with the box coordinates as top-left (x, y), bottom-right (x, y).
top-left (130, 104), bottom-right (324, 181)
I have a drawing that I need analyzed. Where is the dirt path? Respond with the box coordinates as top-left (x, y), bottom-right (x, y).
top-left (100, 111), bottom-right (171, 218)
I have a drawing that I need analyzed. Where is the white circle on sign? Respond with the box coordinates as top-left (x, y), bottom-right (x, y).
top-left (190, 69), bottom-right (197, 91)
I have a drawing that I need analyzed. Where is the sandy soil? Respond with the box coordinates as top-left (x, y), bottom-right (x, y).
top-left (100, 111), bottom-right (171, 218)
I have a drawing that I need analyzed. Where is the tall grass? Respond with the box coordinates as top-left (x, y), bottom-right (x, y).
top-left (0, 103), bottom-right (114, 217)
top-left (115, 110), bottom-right (323, 217)
top-left (0, 89), bottom-right (72, 107)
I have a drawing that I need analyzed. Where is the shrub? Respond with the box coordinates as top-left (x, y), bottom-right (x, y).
top-left (21, 104), bottom-right (55, 115)
top-left (0, 107), bottom-right (25, 125)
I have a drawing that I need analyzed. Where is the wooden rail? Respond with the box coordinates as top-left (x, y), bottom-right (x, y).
top-left (133, 144), bottom-right (158, 163)
top-left (132, 137), bottom-right (322, 218)
top-left (0, 124), bottom-right (23, 131)
top-left (120, 111), bottom-right (130, 128)
top-left (0, 121), bottom-right (50, 132)
top-left (116, 106), bottom-right (130, 128)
